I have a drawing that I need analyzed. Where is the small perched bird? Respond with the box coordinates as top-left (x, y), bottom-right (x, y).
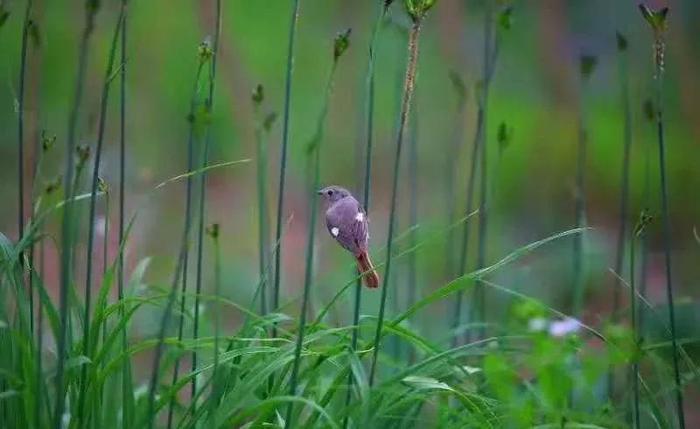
top-left (318, 185), bottom-right (380, 288)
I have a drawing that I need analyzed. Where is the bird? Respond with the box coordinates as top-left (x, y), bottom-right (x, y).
top-left (318, 185), bottom-right (380, 288)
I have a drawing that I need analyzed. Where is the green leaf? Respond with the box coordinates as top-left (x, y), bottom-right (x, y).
top-left (402, 375), bottom-right (450, 391)
top-left (66, 355), bottom-right (92, 369)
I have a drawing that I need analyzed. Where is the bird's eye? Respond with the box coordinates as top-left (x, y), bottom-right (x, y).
top-left (328, 190), bottom-right (334, 196)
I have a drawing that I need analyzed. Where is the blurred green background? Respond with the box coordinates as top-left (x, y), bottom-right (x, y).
top-left (0, 0), bottom-right (698, 403)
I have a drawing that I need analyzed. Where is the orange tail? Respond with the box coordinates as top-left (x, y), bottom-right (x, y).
top-left (356, 251), bottom-right (380, 289)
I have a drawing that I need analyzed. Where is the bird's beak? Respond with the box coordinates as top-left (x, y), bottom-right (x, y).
top-left (317, 190), bottom-right (324, 195)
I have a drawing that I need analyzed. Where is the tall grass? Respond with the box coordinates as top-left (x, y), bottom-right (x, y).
top-left (467, 2), bottom-right (510, 342)
top-left (638, 5), bottom-right (685, 428)
top-left (191, 0), bottom-right (222, 403)
top-left (368, 0), bottom-right (434, 386)
top-left (151, 38), bottom-right (214, 429)
top-left (284, 28), bottom-right (350, 428)
top-left (272, 0), bottom-right (301, 326)
top-left (165, 40), bottom-right (208, 429)
top-left (78, 5), bottom-right (125, 425)
top-left (53, 2), bottom-right (100, 427)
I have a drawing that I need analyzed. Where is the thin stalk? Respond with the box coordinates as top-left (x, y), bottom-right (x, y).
top-left (118, 2), bottom-right (132, 428)
top-left (78, 9), bottom-right (125, 426)
top-left (407, 106), bottom-right (418, 315)
top-left (54, 3), bottom-right (99, 428)
top-left (17, 0), bottom-right (33, 333)
top-left (344, 4), bottom-right (386, 426)
top-left (612, 36), bottom-right (632, 321)
top-left (639, 108), bottom-right (652, 333)
top-left (629, 228), bottom-right (640, 429)
top-left (98, 191), bottom-right (109, 428)
top-left (653, 43), bottom-right (685, 429)
top-left (573, 54), bottom-right (595, 318)
top-left (368, 17), bottom-right (423, 387)
top-left (472, 3), bottom-right (497, 342)
top-left (272, 0), bottom-right (301, 326)
top-left (254, 104), bottom-right (271, 316)
top-left (284, 54), bottom-right (340, 429)
top-left (191, 0), bottom-right (222, 405)
top-left (209, 225), bottom-right (222, 413)
top-left (452, 112), bottom-right (480, 347)
top-left (166, 61), bottom-right (206, 429)
top-left (445, 76), bottom-right (467, 281)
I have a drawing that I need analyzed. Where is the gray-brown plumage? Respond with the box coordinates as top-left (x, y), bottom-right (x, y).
top-left (318, 185), bottom-right (379, 288)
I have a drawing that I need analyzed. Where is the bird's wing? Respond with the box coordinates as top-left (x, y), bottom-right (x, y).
top-left (326, 197), bottom-right (368, 255)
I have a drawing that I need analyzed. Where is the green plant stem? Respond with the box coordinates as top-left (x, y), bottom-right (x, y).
top-left (118, 3), bottom-right (132, 428)
top-left (452, 114), bottom-right (480, 347)
top-left (469, 4), bottom-right (498, 342)
top-left (344, 5), bottom-right (386, 426)
top-left (284, 57), bottom-right (338, 429)
top-left (629, 231), bottom-right (640, 429)
top-left (166, 61), bottom-right (205, 429)
top-left (368, 17), bottom-right (422, 387)
top-left (210, 229), bottom-right (222, 413)
top-left (54, 4), bottom-right (98, 428)
top-left (191, 0), bottom-right (222, 407)
top-left (612, 42), bottom-right (632, 322)
top-left (445, 91), bottom-right (466, 281)
top-left (17, 0), bottom-right (32, 333)
top-left (78, 9), bottom-right (124, 427)
top-left (272, 0), bottom-right (301, 328)
top-left (654, 58), bottom-right (685, 429)
top-left (407, 106), bottom-right (418, 316)
top-left (255, 106), bottom-right (271, 316)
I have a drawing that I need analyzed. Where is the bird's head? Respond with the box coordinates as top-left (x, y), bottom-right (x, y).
top-left (317, 185), bottom-right (351, 204)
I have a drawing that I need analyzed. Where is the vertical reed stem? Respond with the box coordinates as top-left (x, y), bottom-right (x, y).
top-left (654, 47), bottom-right (685, 429)
top-left (165, 60), bottom-right (205, 429)
top-left (17, 0), bottom-right (33, 332)
top-left (613, 34), bottom-right (632, 320)
top-left (254, 101), bottom-right (271, 316)
top-left (344, 5), bottom-right (386, 426)
top-left (272, 0), bottom-right (301, 324)
top-left (78, 9), bottom-right (124, 425)
top-left (368, 17), bottom-right (422, 386)
top-left (629, 224), bottom-right (640, 429)
top-left (191, 0), bottom-right (222, 406)
top-left (473, 3), bottom-right (496, 341)
top-left (284, 56), bottom-right (340, 429)
top-left (54, 3), bottom-right (98, 427)
top-left (118, 2), bottom-right (132, 427)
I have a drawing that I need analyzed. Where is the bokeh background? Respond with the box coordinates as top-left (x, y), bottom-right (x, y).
top-left (0, 0), bottom-right (698, 414)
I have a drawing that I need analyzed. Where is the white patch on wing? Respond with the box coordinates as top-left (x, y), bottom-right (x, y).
top-left (355, 212), bottom-right (364, 222)
top-left (331, 227), bottom-right (340, 237)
